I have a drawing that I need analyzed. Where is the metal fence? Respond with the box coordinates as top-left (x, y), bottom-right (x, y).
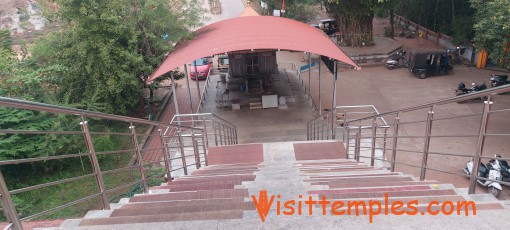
top-left (333, 85), bottom-right (510, 196)
top-left (0, 97), bottom-right (236, 230)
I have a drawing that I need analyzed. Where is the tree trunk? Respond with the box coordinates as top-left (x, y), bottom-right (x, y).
top-left (389, 9), bottom-right (394, 38)
top-left (326, 0), bottom-right (377, 47)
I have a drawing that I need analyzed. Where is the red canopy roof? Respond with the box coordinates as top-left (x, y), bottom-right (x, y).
top-left (148, 16), bottom-right (360, 82)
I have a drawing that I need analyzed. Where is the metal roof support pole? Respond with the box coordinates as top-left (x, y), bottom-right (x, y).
top-left (308, 53), bottom-right (312, 101)
top-left (331, 60), bottom-right (338, 140)
top-left (170, 72), bottom-right (180, 125)
top-left (194, 60), bottom-right (201, 105)
top-left (318, 56), bottom-right (322, 113)
top-left (183, 65), bottom-right (194, 115)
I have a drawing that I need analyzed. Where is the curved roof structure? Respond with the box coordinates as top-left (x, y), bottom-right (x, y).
top-left (148, 16), bottom-right (360, 82)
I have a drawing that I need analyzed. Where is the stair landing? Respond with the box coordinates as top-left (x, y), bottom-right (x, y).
top-left (54, 140), bottom-right (509, 230)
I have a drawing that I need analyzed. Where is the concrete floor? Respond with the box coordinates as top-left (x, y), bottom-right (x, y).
top-left (191, 48), bottom-right (510, 199)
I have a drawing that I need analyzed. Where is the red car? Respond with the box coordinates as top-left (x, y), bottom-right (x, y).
top-left (189, 57), bottom-right (212, 80)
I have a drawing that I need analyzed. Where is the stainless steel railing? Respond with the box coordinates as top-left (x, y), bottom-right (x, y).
top-left (341, 85), bottom-right (510, 195)
top-left (196, 67), bottom-right (214, 113)
top-left (0, 97), bottom-right (209, 230)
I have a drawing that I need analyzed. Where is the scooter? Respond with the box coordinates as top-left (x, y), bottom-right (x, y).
top-left (493, 154), bottom-right (510, 183)
top-left (490, 74), bottom-right (509, 88)
top-left (454, 82), bottom-right (488, 103)
top-left (463, 158), bottom-right (502, 198)
top-left (385, 50), bottom-right (408, 70)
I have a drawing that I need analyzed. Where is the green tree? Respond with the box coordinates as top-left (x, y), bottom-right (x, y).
top-left (470, 0), bottom-right (510, 66)
top-left (32, 0), bottom-right (203, 115)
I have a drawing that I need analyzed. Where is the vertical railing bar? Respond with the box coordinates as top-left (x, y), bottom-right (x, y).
top-left (129, 124), bottom-right (148, 194)
top-left (420, 107), bottom-right (435, 181)
top-left (200, 130), bottom-right (208, 166)
top-left (80, 118), bottom-right (110, 210)
top-left (469, 96), bottom-right (493, 194)
top-left (370, 117), bottom-right (377, 167)
top-left (391, 113), bottom-right (400, 172)
top-left (191, 133), bottom-right (201, 169)
top-left (0, 171), bottom-right (22, 230)
top-left (177, 130), bottom-right (188, 175)
top-left (158, 127), bottom-right (172, 183)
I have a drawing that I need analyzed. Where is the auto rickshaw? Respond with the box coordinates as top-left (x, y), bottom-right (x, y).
top-left (408, 49), bottom-right (454, 79)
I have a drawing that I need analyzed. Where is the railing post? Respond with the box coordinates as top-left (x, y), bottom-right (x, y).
top-left (355, 131), bottom-right (361, 162)
top-left (158, 127), bottom-right (172, 183)
top-left (212, 120), bottom-right (219, 146)
top-left (80, 119), bottom-right (110, 210)
top-left (129, 125), bottom-right (148, 193)
top-left (420, 107), bottom-right (434, 181)
top-left (177, 131), bottom-right (188, 175)
top-left (356, 123), bottom-right (362, 162)
top-left (345, 126), bottom-right (351, 159)
top-left (307, 123), bottom-right (310, 140)
top-left (191, 133), bottom-right (201, 169)
top-left (390, 114), bottom-right (400, 172)
top-left (342, 110), bottom-right (347, 142)
top-left (383, 129), bottom-right (388, 158)
top-left (200, 130), bottom-right (208, 166)
top-left (202, 117), bottom-right (210, 150)
top-left (469, 97), bottom-right (493, 194)
top-left (0, 171), bottom-right (22, 230)
top-left (218, 123), bottom-right (224, 145)
top-left (331, 109), bottom-right (336, 139)
top-left (370, 117), bottom-right (377, 167)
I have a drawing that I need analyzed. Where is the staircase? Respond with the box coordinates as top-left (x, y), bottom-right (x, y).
top-left (52, 141), bottom-right (509, 229)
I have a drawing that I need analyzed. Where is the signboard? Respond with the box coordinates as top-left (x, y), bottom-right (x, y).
top-left (261, 1), bottom-right (267, 9)
top-left (273, 9), bottom-right (281, 17)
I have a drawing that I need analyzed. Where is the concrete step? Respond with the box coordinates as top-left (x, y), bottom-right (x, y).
top-left (170, 174), bottom-right (256, 184)
top-left (78, 210), bottom-right (243, 226)
top-left (153, 180), bottom-right (238, 192)
top-left (309, 185), bottom-right (432, 195)
top-left (111, 202), bottom-right (255, 217)
top-left (191, 169), bottom-right (259, 176)
top-left (118, 197), bottom-right (245, 209)
top-left (308, 176), bottom-right (415, 185)
top-left (308, 172), bottom-right (401, 179)
top-left (327, 181), bottom-right (441, 189)
top-left (129, 189), bottom-right (249, 202)
top-left (321, 189), bottom-right (458, 199)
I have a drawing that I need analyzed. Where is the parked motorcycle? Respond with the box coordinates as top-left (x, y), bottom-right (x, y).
top-left (385, 50), bottom-right (408, 70)
top-left (454, 82), bottom-right (488, 103)
top-left (490, 74), bottom-right (509, 88)
top-left (463, 158), bottom-right (502, 198)
top-left (493, 154), bottom-right (510, 183)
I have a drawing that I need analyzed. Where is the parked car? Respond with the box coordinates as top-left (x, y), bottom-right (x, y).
top-left (189, 57), bottom-right (213, 80)
top-left (217, 55), bottom-right (229, 72)
top-left (408, 49), bottom-right (453, 79)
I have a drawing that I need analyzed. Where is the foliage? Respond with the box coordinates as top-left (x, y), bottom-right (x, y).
top-left (257, 0), bottom-right (319, 22)
top-left (470, 0), bottom-right (510, 65)
top-left (395, 0), bottom-right (476, 44)
top-left (32, 0), bottom-right (203, 115)
top-left (324, 0), bottom-right (381, 47)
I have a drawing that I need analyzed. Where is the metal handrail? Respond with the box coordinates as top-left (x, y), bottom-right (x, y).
top-left (0, 97), bottom-right (203, 131)
top-left (0, 97), bottom-right (207, 229)
top-left (196, 68), bottom-right (213, 113)
top-left (347, 84), bottom-right (510, 124)
top-left (344, 85), bottom-right (510, 197)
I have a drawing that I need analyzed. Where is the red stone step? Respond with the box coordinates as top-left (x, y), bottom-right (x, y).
top-left (197, 166), bottom-right (260, 172)
top-left (293, 142), bottom-right (347, 160)
top-left (331, 195), bottom-right (465, 204)
top-left (208, 144), bottom-right (263, 165)
top-left (301, 167), bottom-right (378, 173)
top-left (166, 181), bottom-right (237, 192)
top-left (308, 172), bottom-right (401, 179)
top-left (79, 210), bottom-right (243, 226)
top-left (309, 185), bottom-right (431, 195)
top-left (111, 202), bottom-right (255, 217)
top-left (171, 175), bottom-right (256, 184)
top-left (120, 198), bottom-right (245, 209)
top-left (191, 169), bottom-right (259, 176)
top-left (308, 176), bottom-right (414, 185)
top-left (327, 181), bottom-right (441, 189)
top-left (129, 189), bottom-right (249, 202)
top-left (323, 189), bottom-right (457, 199)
